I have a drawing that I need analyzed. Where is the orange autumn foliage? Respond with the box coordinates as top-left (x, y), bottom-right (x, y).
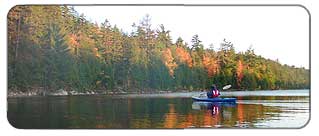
top-left (68, 34), bottom-right (79, 48)
top-left (202, 54), bottom-right (219, 77)
top-left (175, 47), bottom-right (193, 67)
top-left (162, 48), bottom-right (178, 76)
top-left (236, 60), bottom-right (244, 82)
top-left (93, 47), bottom-right (100, 58)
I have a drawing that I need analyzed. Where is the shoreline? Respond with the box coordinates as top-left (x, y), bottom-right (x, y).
top-left (7, 88), bottom-right (309, 98)
top-left (7, 88), bottom-right (194, 98)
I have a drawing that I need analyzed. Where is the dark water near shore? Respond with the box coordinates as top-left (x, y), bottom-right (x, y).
top-left (7, 89), bottom-right (309, 128)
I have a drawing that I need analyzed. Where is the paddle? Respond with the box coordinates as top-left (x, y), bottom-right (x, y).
top-left (222, 85), bottom-right (232, 90)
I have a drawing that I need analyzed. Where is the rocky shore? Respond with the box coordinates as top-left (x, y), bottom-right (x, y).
top-left (7, 88), bottom-right (191, 97)
top-left (8, 89), bottom-right (125, 97)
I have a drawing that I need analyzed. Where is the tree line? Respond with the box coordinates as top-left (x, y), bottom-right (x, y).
top-left (7, 6), bottom-right (310, 93)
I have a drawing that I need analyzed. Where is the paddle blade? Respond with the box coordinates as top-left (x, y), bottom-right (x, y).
top-left (222, 85), bottom-right (232, 90)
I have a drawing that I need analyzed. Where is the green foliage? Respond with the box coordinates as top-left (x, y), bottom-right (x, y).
top-left (8, 6), bottom-right (309, 93)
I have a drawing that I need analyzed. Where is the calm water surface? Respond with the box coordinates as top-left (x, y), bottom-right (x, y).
top-left (7, 89), bottom-right (309, 128)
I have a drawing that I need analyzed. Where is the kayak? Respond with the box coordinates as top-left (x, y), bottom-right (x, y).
top-left (192, 96), bottom-right (237, 103)
top-left (192, 96), bottom-right (236, 102)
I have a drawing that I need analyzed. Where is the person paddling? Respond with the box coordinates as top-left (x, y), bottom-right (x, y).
top-left (207, 84), bottom-right (220, 98)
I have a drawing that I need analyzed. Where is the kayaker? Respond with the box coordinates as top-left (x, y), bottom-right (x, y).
top-left (207, 84), bottom-right (220, 98)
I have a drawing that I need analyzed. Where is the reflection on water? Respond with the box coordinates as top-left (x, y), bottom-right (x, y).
top-left (7, 90), bottom-right (309, 128)
top-left (192, 102), bottom-right (236, 116)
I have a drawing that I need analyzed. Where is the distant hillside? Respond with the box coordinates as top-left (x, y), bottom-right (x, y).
top-left (8, 6), bottom-right (309, 93)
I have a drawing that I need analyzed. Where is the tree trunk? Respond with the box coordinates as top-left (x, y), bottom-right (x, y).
top-left (15, 13), bottom-right (21, 61)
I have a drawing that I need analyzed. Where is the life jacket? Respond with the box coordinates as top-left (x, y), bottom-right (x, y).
top-left (212, 89), bottom-right (220, 98)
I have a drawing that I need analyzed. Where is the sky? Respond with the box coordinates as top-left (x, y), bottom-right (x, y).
top-left (73, 6), bottom-right (309, 68)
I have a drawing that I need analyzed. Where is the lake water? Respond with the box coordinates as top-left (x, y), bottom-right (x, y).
top-left (7, 89), bottom-right (309, 129)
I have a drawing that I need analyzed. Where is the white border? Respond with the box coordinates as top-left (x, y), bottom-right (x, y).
top-left (1, 0), bottom-right (318, 136)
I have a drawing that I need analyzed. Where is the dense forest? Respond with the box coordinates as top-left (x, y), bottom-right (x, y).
top-left (7, 6), bottom-right (309, 94)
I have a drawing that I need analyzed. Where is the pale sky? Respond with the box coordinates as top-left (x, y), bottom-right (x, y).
top-left (74, 6), bottom-right (309, 68)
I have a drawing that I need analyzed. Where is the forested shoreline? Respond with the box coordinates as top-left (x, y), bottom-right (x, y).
top-left (7, 6), bottom-right (309, 95)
